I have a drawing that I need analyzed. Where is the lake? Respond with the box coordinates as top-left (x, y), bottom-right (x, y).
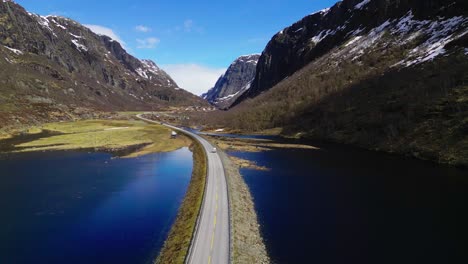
top-left (0, 148), bottom-right (193, 264)
top-left (230, 142), bottom-right (468, 264)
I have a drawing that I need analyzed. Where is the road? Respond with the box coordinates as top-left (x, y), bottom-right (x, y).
top-left (137, 115), bottom-right (230, 264)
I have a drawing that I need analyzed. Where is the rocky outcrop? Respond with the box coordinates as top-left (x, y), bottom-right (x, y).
top-left (0, 1), bottom-right (207, 128)
top-left (202, 54), bottom-right (259, 109)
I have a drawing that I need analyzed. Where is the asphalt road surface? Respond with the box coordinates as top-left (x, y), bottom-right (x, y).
top-left (137, 115), bottom-right (230, 264)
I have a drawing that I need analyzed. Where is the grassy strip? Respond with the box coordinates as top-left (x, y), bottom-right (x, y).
top-left (206, 135), bottom-right (319, 153)
top-left (155, 136), bottom-right (207, 264)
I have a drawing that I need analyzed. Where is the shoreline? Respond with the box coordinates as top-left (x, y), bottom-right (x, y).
top-left (155, 138), bottom-right (207, 263)
top-left (206, 128), bottom-right (468, 169)
top-left (217, 149), bottom-right (270, 263)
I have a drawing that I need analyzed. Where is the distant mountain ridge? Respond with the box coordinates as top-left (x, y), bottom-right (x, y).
top-left (0, 0), bottom-right (206, 128)
top-left (202, 54), bottom-right (259, 109)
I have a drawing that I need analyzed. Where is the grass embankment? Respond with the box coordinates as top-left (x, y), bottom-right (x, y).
top-left (11, 119), bottom-right (190, 157)
top-left (156, 138), bottom-right (207, 264)
top-left (206, 135), bottom-right (319, 153)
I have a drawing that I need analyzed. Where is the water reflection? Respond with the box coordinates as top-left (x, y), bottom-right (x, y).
top-left (0, 148), bottom-right (192, 264)
top-left (230, 145), bottom-right (468, 264)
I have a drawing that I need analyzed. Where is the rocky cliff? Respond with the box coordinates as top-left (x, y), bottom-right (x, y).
top-left (202, 54), bottom-right (259, 109)
top-left (223, 0), bottom-right (468, 166)
top-left (0, 0), bottom-right (206, 128)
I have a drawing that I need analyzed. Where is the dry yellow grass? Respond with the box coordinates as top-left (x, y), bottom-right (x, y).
top-left (230, 156), bottom-right (270, 171)
top-left (0, 133), bottom-right (12, 140)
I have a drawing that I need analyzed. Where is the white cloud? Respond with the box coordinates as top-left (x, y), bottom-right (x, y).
top-left (184, 19), bottom-right (193, 32)
top-left (136, 37), bottom-right (160, 49)
top-left (166, 19), bottom-right (204, 34)
top-left (135, 25), bottom-right (151, 32)
top-left (162, 64), bottom-right (226, 95)
top-left (84, 24), bottom-right (126, 47)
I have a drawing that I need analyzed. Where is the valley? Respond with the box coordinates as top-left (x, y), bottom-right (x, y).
top-left (1, 0), bottom-right (467, 264)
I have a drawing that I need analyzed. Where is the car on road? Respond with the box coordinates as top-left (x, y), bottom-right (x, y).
top-left (211, 147), bottom-right (217, 153)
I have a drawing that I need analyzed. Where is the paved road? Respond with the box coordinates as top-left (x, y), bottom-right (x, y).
top-left (137, 115), bottom-right (230, 264)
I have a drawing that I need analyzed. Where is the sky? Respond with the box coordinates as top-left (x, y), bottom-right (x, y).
top-left (15, 0), bottom-right (339, 95)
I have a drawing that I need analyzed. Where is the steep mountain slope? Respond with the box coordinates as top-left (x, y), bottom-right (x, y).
top-left (223, 0), bottom-right (468, 166)
top-left (0, 0), bottom-right (206, 129)
top-left (235, 0), bottom-right (468, 104)
top-left (202, 54), bottom-right (259, 109)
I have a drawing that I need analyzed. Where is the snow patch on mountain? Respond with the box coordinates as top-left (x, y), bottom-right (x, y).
top-left (135, 68), bottom-right (149, 79)
top-left (337, 12), bottom-right (467, 66)
top-left (355, 0), bottom-right (371, 10)
top-left (4, 57), bottom-right (14, 64)
top-left (347, 20), bottom-right (390, 58)
top-left (141, 59), bottom-right (161, 75)
top-left (50, 18), bottom-right (67, 30)
top-left (69, 33), bottom-right (83, 39)
top-left (71, 39), bottom-right (88, 52)
top-left (311, 7), bottom-right (331, 17)
top-left (216, 81), bottom-right (252, 103)
top-left (236, 54), bottom-right (261, 65)
top-left (310, 29), bottom-right (336, 44)
top-left (3, 45), bottom-right (23, 55)
top-left (135, 59), bottom-right (173, 84)
top-left (37, 16), bottom-right (53, 31)
top-left (395, 16), bottom-right (468, 67)
top-left (345, 36), bottom-right (363, 47)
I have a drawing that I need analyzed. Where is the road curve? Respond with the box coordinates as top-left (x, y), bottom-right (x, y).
top-left (137, 115), bottom-right (230, 264)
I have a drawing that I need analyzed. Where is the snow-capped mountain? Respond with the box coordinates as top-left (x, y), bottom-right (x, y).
top-left (0, 1), bottom-right (206, 127)
top-left (225, 0), bottom-right (468, 166)
top-left (202, 54), bottom-right (260, 109)
top-left (235, 0), bottom-right (468, 103)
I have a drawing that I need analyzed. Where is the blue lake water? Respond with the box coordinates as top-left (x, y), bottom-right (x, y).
top-left (230, 143), bottom-right (468, 264)
top-left (0, 148), bottom-right (193, 264)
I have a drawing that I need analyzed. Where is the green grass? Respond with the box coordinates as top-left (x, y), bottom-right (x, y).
top-left (155, 138), bottom-right (207, 264)
top-left (14, 119), bottom-right (191, 156)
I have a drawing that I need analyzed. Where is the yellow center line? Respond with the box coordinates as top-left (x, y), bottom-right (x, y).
top-left (208, 256), bottom-right (211, 264)
top-left (210, 230), bottom-right (215, 250)
top-left (214, 214), bottom-right (217, 227)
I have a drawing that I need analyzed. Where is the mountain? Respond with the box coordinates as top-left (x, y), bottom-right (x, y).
top-left (0, 0), bottom-right (207, 129)
top-left (235, 0), bottom-right (468, 105)
top-left (202, 54), bottom-right (260, 109)
top-left (223, 0), bottom-right (468, 166)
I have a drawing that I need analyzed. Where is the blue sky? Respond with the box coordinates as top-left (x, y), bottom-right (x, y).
top-left (15, 0), bottom-right (338, 94)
